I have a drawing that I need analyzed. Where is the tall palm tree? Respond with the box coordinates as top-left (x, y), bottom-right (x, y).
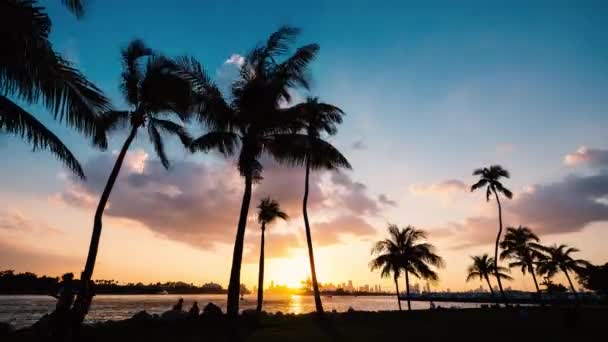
top-left (471, 165), bottom-right (513, 305)
top-left (73, 40), bottom-right (193, 321)
top-left (1, 0), bottom-right (111, 178)
top-left (466, 254), bottom-right (513, 300)
top-left (184, 26), bottom-right (320, 319)
top-left (256, 197), bottom-right (288, 313)
top-left (274, 97), bottom-right (350, 313)
top-left (370, 226), bottom-right (406, 311)
top-left (500, 226), bottom-right (544, 295)
top-left (397, 226), bottom-right (444, 311)
top-left (536, 244), bottom-right (590, 294)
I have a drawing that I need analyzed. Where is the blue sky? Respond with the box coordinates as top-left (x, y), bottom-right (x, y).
top-left (1, 0), bottom-right (607, 289)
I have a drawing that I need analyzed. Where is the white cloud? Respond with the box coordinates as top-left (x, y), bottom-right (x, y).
top-left (224, 54), bottom-right (245, 67)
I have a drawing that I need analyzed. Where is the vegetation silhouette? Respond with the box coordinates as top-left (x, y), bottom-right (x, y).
top-left (500, 226), bottom-right (544, 296)
top-left (255, 197), bottom-right (288, 313)
top-left (182, 25), bottom-right (323, 320)
top-left (76, 39), bottom-right (194, 322)
top-left (536, 244), bottom-right (590, 295)
top-left (577, 262), bottom-right (608, 294)
top-left (284, 97), bottom-right (351, 313)
top-left (471, 165), bottom-right (513, 306)
top-left (466, 254), bottom-right (512, 299)
top-left (1, 0), bottom-right (110, 178)
top-left (370, 225), bottom-right (444, 311)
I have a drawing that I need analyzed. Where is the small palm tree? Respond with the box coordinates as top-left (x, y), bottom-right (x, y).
top-left (184, 26), bottom-right (321, 319)
top-left (74, 40), bottom-right (193, 321)
top-left (467, 254), bottom-right (513, 300)
top-left (500, 226), bottom-right (544, 294)
top-left (370, 226), bottom-right (405, 311)
top-left (399, 226), bottom-right (444, 311)
top-left (471, 165), bottom-right (513, 305)
top-left (1, 0), bottom-right (111, 178)
top-left (256, 197), bottom-right (288, 313)
top-left (536, 244), bottom-right (589, 294)
top-left (274, 97), bottom-right (351, 313)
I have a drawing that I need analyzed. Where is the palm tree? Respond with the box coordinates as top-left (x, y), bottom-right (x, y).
top-left (399, 226), bottom-right (444, 311)
top-left (536, 244), bottom-right (590, 294)
top-left (1, 0), bottom-right (111, 178)
top-left (500, 226), bottom-right (544, 295)
top-left (184, 26), bottom-right (321, 319)
top-left (471, 165), bottom-right (513, 305)
top-left (466, 254), bottom-right (513, 300)
top-left (276, 97), bottom-right (351, 313)
top-left (370, 226), bottom-right (406, 311)
top-left (256, 197), bottom-right (288, 313)
top-left (73, 40), bottom-right (193, 321)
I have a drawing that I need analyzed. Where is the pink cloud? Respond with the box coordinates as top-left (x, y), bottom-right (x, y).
top-left (564, 146), bottom-right (608, 167)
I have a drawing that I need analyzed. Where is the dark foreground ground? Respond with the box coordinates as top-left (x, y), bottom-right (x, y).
top-left (4, 307), bottom-right (607, 342)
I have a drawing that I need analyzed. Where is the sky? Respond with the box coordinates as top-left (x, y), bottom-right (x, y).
top-left (1, 0), bottom-right (607, 292)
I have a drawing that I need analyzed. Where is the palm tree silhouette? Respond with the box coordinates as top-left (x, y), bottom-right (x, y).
top-left (370, 226), bottom-right (406, 311)
top-left (75, 40), bottom-right (193, 321)
top-left (536, 244), bottom-right (590, 294)
top-left (1, 0), bottom-right (110, 178)
top-left (466, 254), bottom-right (512, 300)
top-left (500, 226), bottom-right (544, 295)
top-left (61, 0), bottom-right (85, 17)
top-left (183, 26), bottom-right (320, 319)
top-left (399, 226), bottom-right (444, 311)
top-left (255, 197), bottom-right (288, 313)
top-left (276, 97), bottom-right (350, 313)
top-left (471, 165), bottom-right (513, 306)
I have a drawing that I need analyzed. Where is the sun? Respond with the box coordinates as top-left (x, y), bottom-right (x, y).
top-left (267, 254), bottom-right (310, 289)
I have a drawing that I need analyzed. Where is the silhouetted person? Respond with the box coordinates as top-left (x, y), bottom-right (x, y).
top-left (50, 273), bottom-right (75, 340)
top-left (70, 279), bottom-right (96, 339)
top-left (188, 301), bottom-right (200, 317)
top-left (173, 298), bottom-right (184, 311)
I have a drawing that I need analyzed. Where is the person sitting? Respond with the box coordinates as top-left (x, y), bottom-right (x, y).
top-left (53, 273), bottom-right (76, 312)
top-left (172, 298), bottom-right (184, 311)
top-left (188, 301), bottom-right (200, 317)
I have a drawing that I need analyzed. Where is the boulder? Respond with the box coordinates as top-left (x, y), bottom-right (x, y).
top-left (202, 303), bottom-right (223, 317)
top-left (161, 309), bottom-right (187, 321)
top-left (131, 310), bottom-right (153, 321)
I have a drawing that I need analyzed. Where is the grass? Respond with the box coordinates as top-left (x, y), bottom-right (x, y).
top-left (6, 307), bottom-right (606, 342)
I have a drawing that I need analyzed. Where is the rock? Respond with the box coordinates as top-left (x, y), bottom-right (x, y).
top-left (202, 303), bottom-right (223, 317)
top-left (131, 310), bottom-right (153, 321)
top-left (161, 309), bottom-right (187, 321)
top-left (347, 306), bottom-right (356, 313)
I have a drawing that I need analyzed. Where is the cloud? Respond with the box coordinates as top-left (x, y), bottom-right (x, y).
top-left (54, 151), bottom-right (385, 256)
top-left (312, 215), bottom-right (377, 246)
top-left (243, 231), bottom-right (301, 263)
top-left (409, 179), bottom-right (468, 202)
top-left (564, 146), bottom-right (608, 167)
top-left (351, 139), bottom-right (366, 150)
top-left (224, 54), bottom-right (245, 67)
top-left (378, 194), bottom-right (397, 207)
top-left (0, 210), bottom-right (62, 235)
top-left (0, 239), bottom-right (81, 275)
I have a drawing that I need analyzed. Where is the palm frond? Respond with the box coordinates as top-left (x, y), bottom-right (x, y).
top-left (93, 110), bottom-right (131, 148)
top-left (266, 134), bottom-right (351, 170)
top-left (120, 39), bottom-right (153, 107)
top-left (190, 131), bottom-right (239, 155)
top-left (61, 0), bottom-right (85, 18)
top-left (147, 121), bottom-right (169, 169)
top-left (0, 95), bottom-right (85, 179)
top-left (150, 118), bottom-right (191, 147)
top-left (470, 179), bottom-right (487, 192)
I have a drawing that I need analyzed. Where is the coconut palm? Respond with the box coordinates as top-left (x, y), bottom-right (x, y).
top-left (500, 226), bottom-right (544, 295)
top-left (74, 40), bottom-right (193, 321)
top-left (536, 244), bottom-right (590, 294)
top-left (370, 226), bottom-right (406, 311)
top-left (399, 226), bottom-right (444, 311)
top-left (1, 0), bottom-right (111, 179)
top-left (466, 254), bottom-right (513, 299)
top-left (471, 165), bottom-right (513, 305)
top-left (256, 197), bottom-right (288, 313)
top-left (274, 97), bottom-right (350, 313)
top-left (184, 26), bottom-right (320, 319)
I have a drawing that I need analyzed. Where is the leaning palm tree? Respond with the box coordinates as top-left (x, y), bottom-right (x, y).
top-left (1, 0), bottom-right (111, 178)
top-left (471, 165), bottom-right (513, 305)
top-left (536, 244), bottom-right (590, 294)
top-left (370, 227), bottom-right (406, 311)
top-left (184, 26), bottom-right (321, 319)
top-left (274, 97), bottom-right (351, 313)
top-left (256, 197), bottom-right (288, 313)
top-left (466, 254), bottom-right (513, 300)
top-left (500, 226), bottom-right (544, 295)
top-left (73, 40), bottom-right (193, 321)
top-left (398, 225), bottom-right (444, 311)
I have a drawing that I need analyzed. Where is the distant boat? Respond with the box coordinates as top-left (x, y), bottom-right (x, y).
top-left (157, 290), bottom-right (168, 295)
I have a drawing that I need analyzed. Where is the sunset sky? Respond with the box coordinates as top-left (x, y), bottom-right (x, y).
top-left (1, 0), bottom-right (607, 292)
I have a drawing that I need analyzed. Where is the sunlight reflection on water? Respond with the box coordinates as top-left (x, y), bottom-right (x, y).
top-left (0, 294), bottom-right (480, 328)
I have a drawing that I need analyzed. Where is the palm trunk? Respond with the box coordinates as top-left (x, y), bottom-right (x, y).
top-left (563, 269), bottom-right (577, 294)
top-left (529, 268), bottom-right (543, 305)
top-left (485, 275), bottom-right (496, 298)
top-left (394, 277), bottom-right (402, 311)
top-left (75, 125), bottom-right (138, 321)
top-left (256, 223), bottom-right (266, 313)
top-left (405, 270), bottom-right (411, 311)
top-left (302, 157), bottom-right (324, 314)
top-left (492, 188), bottom-right (508, 307)
top-left (227, 173), bottom-right (253, 320)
